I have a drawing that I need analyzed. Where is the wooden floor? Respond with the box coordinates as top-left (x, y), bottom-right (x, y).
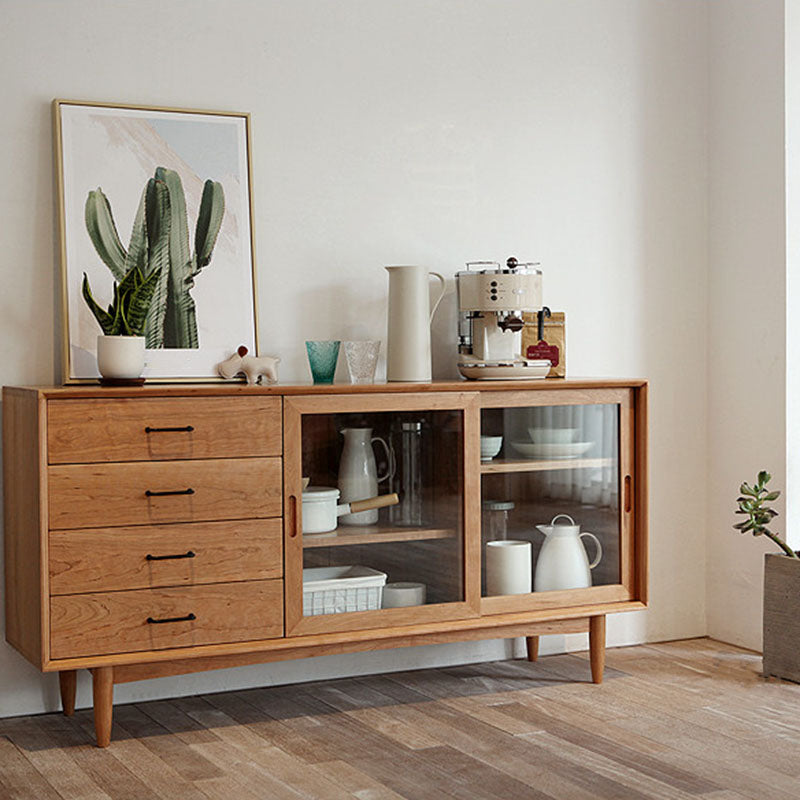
top-left (1, 638), bottom-right (799, 799)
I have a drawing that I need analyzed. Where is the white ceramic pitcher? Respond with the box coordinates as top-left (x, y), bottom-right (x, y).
top-left (533, 514), bottom-right (602, 591)
top-left (338, 427), bottom-right (394, 525)
top-left (385, 266), bottom-right (446, 382)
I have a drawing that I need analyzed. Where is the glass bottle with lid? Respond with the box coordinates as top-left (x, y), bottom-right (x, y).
top-left (391, 421), bottom-right (424, 526)
top-left (482, 500), bottom-right (515, 543)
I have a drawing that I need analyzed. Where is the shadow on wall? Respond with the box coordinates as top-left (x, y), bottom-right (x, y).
top-left (631, 7), bottom-right (708, 644)
top-left (431, 281), bottom-right (461, 381)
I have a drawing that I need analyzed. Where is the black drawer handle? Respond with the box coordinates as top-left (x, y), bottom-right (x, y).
top-left (145, 551), bottom-right (196, 561)
top-left (145, 488), bottom-right (195, 497)
top-left (146, 613), bottom-right (196, 624)
top-left (145, 425), bottom-right (195, 433)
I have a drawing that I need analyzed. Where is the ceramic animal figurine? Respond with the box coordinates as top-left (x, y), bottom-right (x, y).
top-left (217, 345), bottom-right (280, 385)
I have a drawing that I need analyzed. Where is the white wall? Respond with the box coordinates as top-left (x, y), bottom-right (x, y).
top-left (0, 0), bottom-right (709, 717)
top-left (706, 0), bottom-right (786, 650)
top-left (786, 1), bottom-right (800, 553)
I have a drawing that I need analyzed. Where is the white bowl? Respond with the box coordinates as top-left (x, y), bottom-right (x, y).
top-left (480, 435), bottom-right (503, 461)
top-left (528, 427), bottom-right (579, 445)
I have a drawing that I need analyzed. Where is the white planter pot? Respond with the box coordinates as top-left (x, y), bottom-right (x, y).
top-left (96, 335), bottom-right (145, 380)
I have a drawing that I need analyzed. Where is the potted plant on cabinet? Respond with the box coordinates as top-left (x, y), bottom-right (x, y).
top-left (734, 470), bottom-right (800, 681)
top-left (82, 264), bottom-right (160, 382)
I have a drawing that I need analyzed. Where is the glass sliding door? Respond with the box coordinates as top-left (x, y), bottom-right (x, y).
top-left (284, 393), bottom-right (480, 635)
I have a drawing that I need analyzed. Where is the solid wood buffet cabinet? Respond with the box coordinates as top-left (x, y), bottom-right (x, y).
top-left (3, 379), bottom-right (647, 746)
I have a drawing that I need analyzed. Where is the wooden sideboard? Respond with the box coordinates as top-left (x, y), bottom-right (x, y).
top-left (3, 379), bottom-right (647, 746)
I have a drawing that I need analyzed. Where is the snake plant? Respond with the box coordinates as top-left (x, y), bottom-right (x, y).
top-left (85, 167), bottom-right (224, 348)
top-left (82, 264), bottom-right (161, 337)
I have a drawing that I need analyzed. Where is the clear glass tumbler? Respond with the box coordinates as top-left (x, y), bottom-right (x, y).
top-left (343, 340), bottom-right (381, 384)
top-left (305, 340), bottom-right (340, 384)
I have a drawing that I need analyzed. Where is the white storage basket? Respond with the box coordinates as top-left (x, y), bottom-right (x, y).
top-left (302, 566), bottom-right (387, 616)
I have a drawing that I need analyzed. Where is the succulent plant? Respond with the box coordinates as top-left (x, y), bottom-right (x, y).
top-left (734, 471), bottom-right (799, 558)
top-left (82, 264), bottom-right (161, 337)
top-left (84, 167), bottom-right (224, 348)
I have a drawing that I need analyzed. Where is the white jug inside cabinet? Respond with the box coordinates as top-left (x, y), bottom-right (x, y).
top-left (533, 514), bottom-right (602, 592)
top-left (337, 427), bottom-right (393, 525)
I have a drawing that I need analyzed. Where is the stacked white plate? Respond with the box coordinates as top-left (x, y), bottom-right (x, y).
top-left (510, 441), bottom-right (593, 460)
top-left (511, 427), bottom-right (593, 460)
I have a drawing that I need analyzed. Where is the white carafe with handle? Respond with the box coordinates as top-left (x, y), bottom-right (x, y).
top-left (338, 427), bottom-right (394, 525)
top-left (533, 514), bottom-right (603, 591)
top-left (385, 266), bottom-right (446, 381)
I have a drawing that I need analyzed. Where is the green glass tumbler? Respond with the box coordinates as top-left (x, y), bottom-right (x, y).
top-left (305, 340), bottom-right (340, 384)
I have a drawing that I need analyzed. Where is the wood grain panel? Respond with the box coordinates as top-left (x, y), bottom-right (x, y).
top-left (49, 518), bottom-right (283, 595)
top-left (44, 600), bottom-right (646, 672)
top-left (480, 584), bottom-right (631, 615)
top-left (50, 580), bottom-right (283, 658)
top-left (48, 457), bottom-right (281, 529)
top-left (2, 387), bottom-right (48, 666)
top-left (634, 383), bottom-right (649, 604)
top-left (30, 377), bottom-right (647, 400)
top-left (480, 457), bottom-right (613, 474)
top-left (303, 524), bottom-right (456, 548)
top-left (478, 387), bottom-right (631, 408)
top-left (47, 396), bottom-right (282, 464)
top-left (113, 618), bottom-right (591, 683)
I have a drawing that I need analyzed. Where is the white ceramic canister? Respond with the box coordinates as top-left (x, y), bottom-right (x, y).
top-left (338, 428), bottom-right (393, 525)
top-left (96, 335), bottom-right (145, 379)
top-left (485, 540), bottom-right (532, 595)
top-left (385, 266), bottom-right (446, 382)
top-left (381, 582), bottom-right (426, 608)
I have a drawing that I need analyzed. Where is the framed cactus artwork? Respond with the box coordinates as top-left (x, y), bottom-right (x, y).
top-left (54, 100), bottom-right (258, 382)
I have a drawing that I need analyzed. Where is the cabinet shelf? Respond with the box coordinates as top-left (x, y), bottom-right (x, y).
top-left (480, 457), bottom-right (613, 474)
top-left (303, 524), bottom-right (457, 548)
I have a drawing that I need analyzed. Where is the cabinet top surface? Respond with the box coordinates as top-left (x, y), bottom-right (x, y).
top-left (6, 377), bottom-right (647, 400)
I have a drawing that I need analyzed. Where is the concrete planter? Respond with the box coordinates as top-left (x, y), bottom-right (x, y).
top-left (763, 552), bottom-right (800, 682)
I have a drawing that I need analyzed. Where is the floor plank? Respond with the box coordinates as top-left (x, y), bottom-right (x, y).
top-left (1, 639), bottom-right (799, 799)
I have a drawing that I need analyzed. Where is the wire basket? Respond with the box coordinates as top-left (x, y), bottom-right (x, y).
top-left (302, 566), bottom-right (387, 616)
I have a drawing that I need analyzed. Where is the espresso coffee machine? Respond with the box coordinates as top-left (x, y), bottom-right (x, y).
top-left (456, 257), bottom-right (549, 380)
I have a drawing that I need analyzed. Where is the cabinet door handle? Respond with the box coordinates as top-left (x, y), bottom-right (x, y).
top-left (145, 488), bottom-right (195, 497)
top-left (146, 613), bottom-right (196, 624)
top-left (145, 425), bottom-right (195, 433)
top-left (145, 551), bottom-right (196, 561)
top-left (288, 494), bottom-right (299, 538)
top-left (624, 475), bottom-right (632, 513)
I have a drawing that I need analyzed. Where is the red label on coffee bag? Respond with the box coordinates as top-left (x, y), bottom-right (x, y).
top-left (527, 341), bottom-right (559, 367)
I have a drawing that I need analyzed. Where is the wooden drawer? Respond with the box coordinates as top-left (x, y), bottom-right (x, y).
top-left (49, 518), bottom-right (283, 595)
top-left (48, 458), bottom-right (281, 530)
top-left (47, 396), bottom-right (282, 464)
top-left (50, 579), bottom-right (283, 658)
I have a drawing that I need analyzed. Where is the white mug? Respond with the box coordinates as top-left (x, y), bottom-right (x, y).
top-left (485, 540), bottom-right (532, 595)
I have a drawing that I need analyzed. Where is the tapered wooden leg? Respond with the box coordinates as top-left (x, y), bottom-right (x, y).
top-left (91, 667), bottom-right (114, 747)
top-left (59, 670), bottom-right (77, 716)
top-left (589, 615), bottom-right (606, 684)
top-left (525, 636), bottom-right (539, 662)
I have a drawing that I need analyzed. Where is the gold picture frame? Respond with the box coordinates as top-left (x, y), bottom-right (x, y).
top-left (53, 99), bottom-right (259, 383)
